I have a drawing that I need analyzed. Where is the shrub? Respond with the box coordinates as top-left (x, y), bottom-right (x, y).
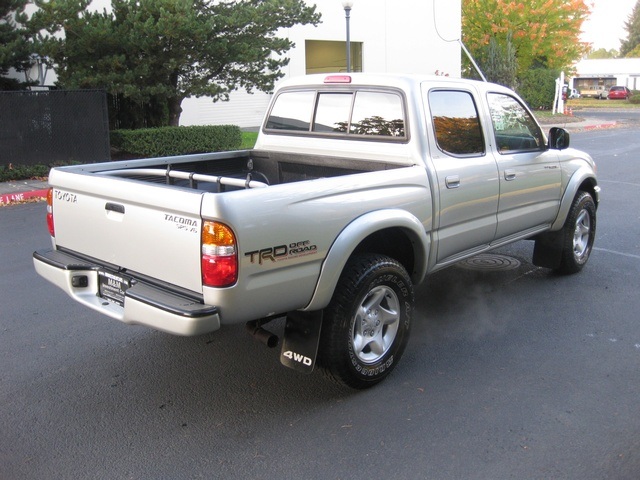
top-left (517, 68), bottom-right (560, 110)
top-left (629, 91), bottom-right (640, 104)
top-left (110, 125), bottom-right (242, 158)
top-left (0, 163), bottom-right (50, 182)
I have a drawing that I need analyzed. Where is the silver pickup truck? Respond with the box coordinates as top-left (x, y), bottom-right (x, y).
top-left (33, 73), bottom-right (599, 388)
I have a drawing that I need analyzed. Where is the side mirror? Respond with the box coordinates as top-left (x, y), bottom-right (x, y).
top-left (548, 127), bottom-right (570, 150)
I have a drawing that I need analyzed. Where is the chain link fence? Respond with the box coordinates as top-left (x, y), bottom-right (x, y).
top-left (0, 90), bottom-right (110, 166)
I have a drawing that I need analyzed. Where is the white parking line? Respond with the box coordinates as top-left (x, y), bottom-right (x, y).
top-left (594, 247), bottom-right (640, 260)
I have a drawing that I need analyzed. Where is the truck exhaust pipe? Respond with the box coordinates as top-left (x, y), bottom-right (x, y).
top-left (245, 320), bottom-right (279, 348)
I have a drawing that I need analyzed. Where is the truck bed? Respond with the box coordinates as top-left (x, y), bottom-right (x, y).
top-left (86, 149), bottom-right (404, 193)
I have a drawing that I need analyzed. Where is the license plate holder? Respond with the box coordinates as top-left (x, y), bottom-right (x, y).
top-left (98, 270), bottom-right (131, 307)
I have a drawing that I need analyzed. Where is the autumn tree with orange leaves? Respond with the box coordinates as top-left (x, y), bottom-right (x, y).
top-left (462, 0), bottom-right (591, 76)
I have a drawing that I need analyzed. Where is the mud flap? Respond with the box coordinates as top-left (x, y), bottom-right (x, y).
top-left (532, 231), bottom-right (562, 269)
top-left (280, 310), bottom-right (323, 374)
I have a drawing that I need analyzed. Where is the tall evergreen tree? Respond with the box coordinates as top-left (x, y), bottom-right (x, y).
top-left (31, 0), bottom-right (321, 126)
top-left (484, 33), bottom-right (517, 89)
top-left (620, 0), bottom-right (640, 57)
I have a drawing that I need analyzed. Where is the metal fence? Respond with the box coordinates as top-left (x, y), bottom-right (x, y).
top-left (0, 90), bottom-right (110, 166)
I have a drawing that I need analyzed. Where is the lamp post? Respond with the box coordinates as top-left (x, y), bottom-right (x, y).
top-left (342, 0), bottom-right (354, 72)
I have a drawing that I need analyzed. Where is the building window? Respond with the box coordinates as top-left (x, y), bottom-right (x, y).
top-left (305, 40), bottom-right (363, 74)
top-left (574, 77), bottom-right (616, 91)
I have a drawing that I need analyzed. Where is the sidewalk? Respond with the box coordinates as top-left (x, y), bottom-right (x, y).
top-left (0, 116), bottom-right (619, 206)
top-left (536, 113), bottom-right (617, 132)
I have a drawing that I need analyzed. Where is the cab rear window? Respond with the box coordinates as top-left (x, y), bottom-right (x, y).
top-left (265, 89), bottom-right (407, 139)
top-left (265, 91), bottom-right (314, 131)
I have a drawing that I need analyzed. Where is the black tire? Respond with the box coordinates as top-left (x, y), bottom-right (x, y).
top-left (555, 191), bottom-right (596, 275)
top-left (318, 253), bottom-right (414, 389)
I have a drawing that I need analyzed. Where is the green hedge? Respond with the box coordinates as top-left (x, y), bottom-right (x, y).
top-left (110, 125), bottom-right (242, 158)
top-left (517, 68), bottom-right (559, 110)
top-left (629, 91), bottom-right (640, 104)
top-left (0, 163), bottom-right (50, 182)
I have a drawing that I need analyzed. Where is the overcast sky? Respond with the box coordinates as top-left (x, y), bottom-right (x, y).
top-left (581, 0), bottom-right (637, 51)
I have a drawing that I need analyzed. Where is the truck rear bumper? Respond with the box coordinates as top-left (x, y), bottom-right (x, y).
top-left (33, 249), bottom-right (220, 336)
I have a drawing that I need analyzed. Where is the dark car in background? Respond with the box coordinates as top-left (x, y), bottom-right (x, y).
top-left (608, 86), bottom-right (632, 100)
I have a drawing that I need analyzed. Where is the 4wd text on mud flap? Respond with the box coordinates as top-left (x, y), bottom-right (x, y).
top-left (282, 350), bottom-right (312, 366)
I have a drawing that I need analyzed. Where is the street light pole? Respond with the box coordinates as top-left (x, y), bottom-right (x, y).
top-left (342, 1), bottom-right (354, 72)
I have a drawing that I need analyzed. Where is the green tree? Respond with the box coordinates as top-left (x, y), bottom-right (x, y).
top-left (483, 33), bottom-right (517, 89)
top-left (0, 0), bottom-right (31, 89)
top-left (462, 0), bottom-right (591, 76)
top-left (626, 44), bottom-right (640, 58)
top-left (620, 0), bottom-right (640, 57)
top-left (31, 0), bottom-right (321, 127)
top-left (587, 48), bottom-right (619, 59)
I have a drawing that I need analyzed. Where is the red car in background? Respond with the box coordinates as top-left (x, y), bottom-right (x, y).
top-left (608, 86), bottom-right (632, 100)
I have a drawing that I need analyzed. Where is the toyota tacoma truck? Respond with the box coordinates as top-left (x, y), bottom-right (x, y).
top-left (33, 73), bottom-right (599, 389)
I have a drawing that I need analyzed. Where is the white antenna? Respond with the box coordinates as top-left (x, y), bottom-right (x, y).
top-left (432, 0), bottom-right (487, 82)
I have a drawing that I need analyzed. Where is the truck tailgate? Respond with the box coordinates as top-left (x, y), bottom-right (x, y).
top-left (49, 169), bottom-right (204, 294)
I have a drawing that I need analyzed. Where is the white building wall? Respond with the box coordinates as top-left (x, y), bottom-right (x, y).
top-left (180, 91), bottom-right (273, 129)
top-left (181, 0), bottom-right (461, 128)
top-left (571, 58), bottom-right (640, 91)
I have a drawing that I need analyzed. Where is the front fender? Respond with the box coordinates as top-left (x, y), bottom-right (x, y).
top-left (303, 209), bottom-right (430, 312)
top-left (551, 166), bottom-right (599, 231)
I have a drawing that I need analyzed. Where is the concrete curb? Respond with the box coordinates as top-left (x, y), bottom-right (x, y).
top-left (0, 179), bottom-right (50, 206)
top-left (580, 122), bottom-right (618, 131)
top-left (0, 188), bottom-right (49, 206)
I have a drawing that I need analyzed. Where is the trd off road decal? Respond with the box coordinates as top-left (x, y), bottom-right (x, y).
top-left (245, 240), bottom-right (318, 265)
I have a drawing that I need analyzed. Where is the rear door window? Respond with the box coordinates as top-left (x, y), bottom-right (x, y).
top-left (428, 90), bottom-right (485, 156)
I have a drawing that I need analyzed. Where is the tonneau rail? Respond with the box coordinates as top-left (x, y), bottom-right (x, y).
top-left (100, 168), bottom-right (269, 189)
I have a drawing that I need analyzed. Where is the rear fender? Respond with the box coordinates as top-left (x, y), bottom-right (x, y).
top-left (303, 209), bottom-right (430, 312)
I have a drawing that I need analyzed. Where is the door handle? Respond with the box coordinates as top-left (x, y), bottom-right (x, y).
top-left (504, 169), bottom-right (516, 181)
top-left (445, 175), bottom-right (460, 189)
top-left (105, 202), bottom-right (125, 214)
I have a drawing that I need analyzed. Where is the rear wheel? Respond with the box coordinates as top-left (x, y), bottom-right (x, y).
top-left (555, 191), bottom-right (596, 274)
top-left (318, 254), bottom-right (414, 389)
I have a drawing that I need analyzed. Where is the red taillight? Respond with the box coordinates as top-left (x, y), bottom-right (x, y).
top-left (46, 189), bottom-right (55, 237)
top-left (201, 221), bottom-right (237, 287)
